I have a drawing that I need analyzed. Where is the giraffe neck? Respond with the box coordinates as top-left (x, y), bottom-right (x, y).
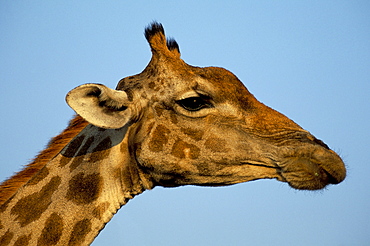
top-left (0, 116), bottom-right (89, 205)
top-left (0, 123), bottom-right (147, 245)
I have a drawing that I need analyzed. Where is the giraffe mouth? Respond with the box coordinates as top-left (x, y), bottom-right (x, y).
top-left (277, 156), bottom-right (345, 190)
top-left (241, 161), bottom-right (280, 170)
top-left (241, 148), bottom-right (346, 190)
top-left (275, 144), bottom-right (346, 190)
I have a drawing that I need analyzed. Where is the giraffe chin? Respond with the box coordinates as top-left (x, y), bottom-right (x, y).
top-left (279, 154), bottom-right (346, 190)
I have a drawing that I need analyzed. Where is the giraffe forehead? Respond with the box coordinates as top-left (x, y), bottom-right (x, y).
top-left (117, 66), bottom-right (254, 113)
top-left (119, 71), bottom-right (197, 95)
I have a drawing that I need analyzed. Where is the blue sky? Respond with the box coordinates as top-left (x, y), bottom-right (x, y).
top-left (1, 1), bottom-right (369, 245)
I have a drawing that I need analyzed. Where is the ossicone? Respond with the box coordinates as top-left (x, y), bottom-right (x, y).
top-left (144, 22), bottom-right (180, 57)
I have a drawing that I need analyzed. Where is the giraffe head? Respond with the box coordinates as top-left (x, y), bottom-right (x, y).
top-left (67, 22), bottom-right (345, 190)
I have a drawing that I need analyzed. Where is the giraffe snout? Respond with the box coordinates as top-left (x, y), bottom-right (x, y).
top-left (278, 144), bottom-right (346, 190)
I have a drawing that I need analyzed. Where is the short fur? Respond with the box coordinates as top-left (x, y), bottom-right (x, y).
top-left (0, 116), bottom-right (88, 205)
top-left (0, 23), bottom-right (345, 245)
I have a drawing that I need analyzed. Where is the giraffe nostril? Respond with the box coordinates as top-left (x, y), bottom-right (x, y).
top-left (305, 133), bottom-right (330, 150)
top-left (313, 138), bottom-right (330, 150)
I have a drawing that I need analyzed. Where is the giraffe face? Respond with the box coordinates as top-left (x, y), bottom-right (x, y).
top-left (66, 23), bottom-right (345, 190)
top-left (130, 66), bottom-right (345, 189)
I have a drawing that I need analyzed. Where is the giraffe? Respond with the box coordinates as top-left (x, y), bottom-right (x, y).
top-left (0, 22), bottom-right (346, 245)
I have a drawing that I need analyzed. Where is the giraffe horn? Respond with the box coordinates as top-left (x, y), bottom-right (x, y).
top-left (145, 22), bottom-right (180, 58)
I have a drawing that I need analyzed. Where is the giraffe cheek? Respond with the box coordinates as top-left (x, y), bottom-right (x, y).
top-left (183, 148), bottom-right (192, 159)
top-left (204, 137), bottom-right (230, 153)
top-left (171, 139), bottom-right (200, 160)
top-left (147, 124), bottom-right (171, 152)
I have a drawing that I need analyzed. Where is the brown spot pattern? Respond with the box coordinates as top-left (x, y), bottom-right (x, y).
top-left (37, 213), bottom-right (63, 245)
top-left (59, 156), bottom-right (71, 169)
top-left (148, 81), bottom-right (156, 89)
top-left (154, 78), bottom-right (165, 91)
top-left (181, 128), bottom-right (204, 141)
top-left (86, 137), bottom-right (112, 164)
top-left (0, 230), bottom-right (13, 245)
top-left (134, 142), bottom-right (142, 158)
top-left (66, 173), bottom-right (102, 205)
top-left (92, 202), bottom-right (110, 219)
top-left (27, 167), bottom-right (49, 186)
top-left (59, 134), bottom-right (88, 168)
top-left (61, 135), bottom-right (85, 159)
top-left (76, 136), bottom-right (95, 157)
top-left (88, 148), bottom-right (111, 164)
top-left (170, 112), bottom-right (178, 124)
top-left (146, 122), bottom-right (155, 135)
top-left (205, 137), bottom-right (228, 153)
top-left (69, 136), bottom-right (95, 171)
top-left (93, 137), bottom-right (112, 152)
top-left (0, 116), bottom-right (87, 206)
top-left (171, 139), bottom-right (200, 159)
top-left (68, 219), bottom-right (91, 246)
top-left (154, 105), bottom-right (164, 117)
top-left (14, 234), bottom-right (31, 246)
top-left (11, 176), bottom-right (61, 227)
top-left (120, 141), bottom-right (128, 154)
top-left (148, 124), bottom-right (171, 152)
top-left (0, 199), bottom-right (10, 213)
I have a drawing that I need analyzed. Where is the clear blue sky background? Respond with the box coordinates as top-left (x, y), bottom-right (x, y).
top-left (1, 1), bottom-right (369, 245)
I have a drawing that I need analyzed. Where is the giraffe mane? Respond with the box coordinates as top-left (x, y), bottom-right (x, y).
top-left (0, 115), bottom-right (88, 205)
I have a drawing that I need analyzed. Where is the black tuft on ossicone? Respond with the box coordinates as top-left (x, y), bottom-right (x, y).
top-left (166, 38), bottom-right (180, 54)
top-left (144, 22), bottom-right (165, 42)
top-left (144, 22), bottom-right (181, 54)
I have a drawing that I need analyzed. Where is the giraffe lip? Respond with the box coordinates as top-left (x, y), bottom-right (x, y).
top-left (322, 168), bottom-right (342, 184)
top-left (279, 156), bottom-right (346, 190)
top-left (241, 161), bottom-right (280, 169)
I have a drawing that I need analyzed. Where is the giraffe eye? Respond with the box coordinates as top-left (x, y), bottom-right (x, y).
top-left (176, 97), bottom-right (211, 111)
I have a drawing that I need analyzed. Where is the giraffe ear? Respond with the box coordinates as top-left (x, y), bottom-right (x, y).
top-left (66, 83), bottom-right (133, 129)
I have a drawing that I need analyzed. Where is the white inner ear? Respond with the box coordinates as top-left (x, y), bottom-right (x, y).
top-left (66, 83), bottom-right (133, 129)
